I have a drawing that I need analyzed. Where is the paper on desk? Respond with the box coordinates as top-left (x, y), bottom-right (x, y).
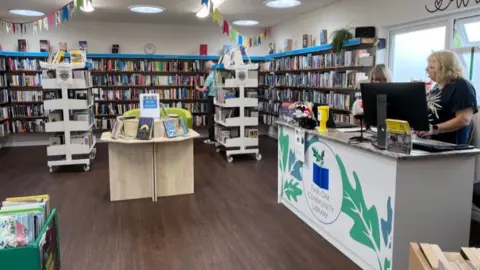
top-left (337, 127), bottom-right (378, 133)
top-left (294, 128), bottom-right (305, 163)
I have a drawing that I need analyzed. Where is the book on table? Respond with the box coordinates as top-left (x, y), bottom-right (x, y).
top-left (136, 117), bottom-right (154, 140)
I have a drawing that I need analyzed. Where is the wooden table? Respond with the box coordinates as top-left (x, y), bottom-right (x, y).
top-left (101, 130), bottom-right (200, 201)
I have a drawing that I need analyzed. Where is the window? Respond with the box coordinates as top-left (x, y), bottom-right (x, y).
top-left (391, 26), bottom-right (447, 82)
top-left (454, 16), bottom-right (480, 48)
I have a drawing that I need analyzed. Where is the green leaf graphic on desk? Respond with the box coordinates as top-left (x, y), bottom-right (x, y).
top-left (336, 155), bottom-right (393, 270)
top-left (279, 127), bottom-right (289, 172)
top-left (284, 179), bottom-right (302, 202)
top-left (289, 150), bottom-right (303, 181)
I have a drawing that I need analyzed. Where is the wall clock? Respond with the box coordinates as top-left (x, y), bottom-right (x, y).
top-left (144, 43), bottom-right (156, 54)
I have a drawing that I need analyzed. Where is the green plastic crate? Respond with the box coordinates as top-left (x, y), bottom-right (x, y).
top-left (0, 209), bottom-right (61, 270)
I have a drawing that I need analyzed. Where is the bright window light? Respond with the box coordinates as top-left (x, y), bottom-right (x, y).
top-left (465, 22), bottom-right (480, 43)
top-left (9, 9), bottom-right (45, 16)
top-left (233, 20), bottom-right (259, 26)
top-left (80, 0), bottom-right (95, 13)
top-left (129, 5), bottom-right (165, 14)
top-left (264, 0), bottom-right (301, 8)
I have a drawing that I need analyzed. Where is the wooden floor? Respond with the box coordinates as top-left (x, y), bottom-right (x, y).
top-left (2, 137), bottom-right (478, 270)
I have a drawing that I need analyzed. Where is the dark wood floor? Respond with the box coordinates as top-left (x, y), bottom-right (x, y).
top-left (3, 137), bottom-right (477, 270)
top-left (0, 137), bottom-right (359, 269)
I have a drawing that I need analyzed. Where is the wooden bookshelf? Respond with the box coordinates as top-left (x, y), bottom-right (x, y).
top-left (10, 116), bottom-right (47, 120)
top-left (91, 71), bottom-right (208, 75)
top-left (262, 65), bottom-right (373, 74)
top-left (0, 118), bottom-right (9, 123)
top-left (94, 99), bottom-right (208, 104)
top-left (9, 70), bottom-right (42, 74)
top-left (9, 86), bottom-right (43, 90)
top-left (259, 39), bottom-right (376, 130)
top-left (92, 85), bottom-right (198, 89)
top-left (10, 101), bottom-right (44, 104)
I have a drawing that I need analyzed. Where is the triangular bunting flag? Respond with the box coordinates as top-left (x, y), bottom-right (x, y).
top-left (33, 21), bottom-right (38, 34)
top-left (43, 17), bottom-right (49, 31)
top-left (222, 20), bottom-right (229, 36)
top-left (213, 8), bottom-right (222, 25)
top-left (230, 28), bottom-right (237, 42)
top-left (238, 35), bottom-right (243, 46)
top-left (38, 19), bottom-right (43, 32)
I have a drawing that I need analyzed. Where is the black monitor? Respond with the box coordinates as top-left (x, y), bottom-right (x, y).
top-left (360, 82), bottom-right (430, 131)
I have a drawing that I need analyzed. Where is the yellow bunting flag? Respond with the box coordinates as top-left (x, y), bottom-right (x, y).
top-left (213, 8), bottom-right (222, 25)
top-left (38, 19), bottom-right (43, 32)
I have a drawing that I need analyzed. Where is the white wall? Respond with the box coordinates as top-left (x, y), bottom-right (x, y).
top-left (271, 0), bottom-right (480, 56)
top-left (0, 20), bottom-right (270, 56)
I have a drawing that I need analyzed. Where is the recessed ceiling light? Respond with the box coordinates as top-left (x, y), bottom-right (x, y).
top-left (128, 5), bottom-right (165, 14)
top-left (233, 20), bottom-right (259, 26)
top-left (9, 9), bottom-right (45, 16)
top-left (264, 0), bottom-right (301, 8)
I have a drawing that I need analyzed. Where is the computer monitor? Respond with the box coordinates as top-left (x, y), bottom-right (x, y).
top-left (360, 82), bottom-right (430, 131)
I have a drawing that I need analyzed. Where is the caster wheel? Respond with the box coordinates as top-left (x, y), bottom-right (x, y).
top-left (256, 153), bottom-right (262, 161)
top-left (90, 148), bottom-right (97, 159)
top-left (49, 167), bottom-right (53, 173)
top-left (89, 153), bottom-right (96, 159)
top-left (83, 165), bottom-right (90, 172)
top-left (216, 147), bottom-right (221, 153)
top-left (227, 156), bottom-right (234, 163)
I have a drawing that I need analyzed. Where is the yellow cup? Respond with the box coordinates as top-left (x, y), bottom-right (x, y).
top-left (317, 106), bottom-right (329, 133)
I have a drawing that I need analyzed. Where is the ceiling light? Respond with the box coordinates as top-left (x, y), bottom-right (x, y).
top-left (196, 0), bottom-right (210, 18)
top-left (233, 20), bottom-right (259, 26)
top-left (129, 5), bottom-right (165, 14)
top-left (264, 0), bottom-right (302, 8)
top-left (80, 0), bottom-right (95, 13)
top-left (9, 9), bottom-right (45, 16)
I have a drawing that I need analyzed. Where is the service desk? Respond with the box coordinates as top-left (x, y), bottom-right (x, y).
top-left (101, 130), bottom-right (200, 202)
top-left (277, 122), bottom-right (480, 270)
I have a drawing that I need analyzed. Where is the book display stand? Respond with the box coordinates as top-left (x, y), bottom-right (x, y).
top-left (213, 49), bottom-right (261, 163)
top-left (41, 62), bottom-right (96, 172)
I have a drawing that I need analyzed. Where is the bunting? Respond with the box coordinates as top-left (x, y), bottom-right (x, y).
top-left (0, 1), bottom-right (80, 35)
top-left (212, 7), bottom-right (269, 48)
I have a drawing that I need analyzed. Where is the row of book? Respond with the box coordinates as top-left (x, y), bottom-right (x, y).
top-left (0, 74), bottom-right (6, 87)
top-left (91, 59), bottom-right (206, 72)
top-left (0, 89), bottom-right (7, 103)
top-left (333, 113), bottom-right (351, 124)
top-left (10, 90), bottom-right (43, 102)
top-left (260, 71), bottom-right (365, 88)
top-left (0, 121), bottom-right (10, 136)
top-left (7, 58), bottom-right (42, 71)
top-left (94, 103), bottom-right (138, 116)
top-left (96, 115), bottom-right (206, 130)
top-left (91, 74), bottom-right (206, 86)
top-left (260, 114), bottom-right (278, 126)
top-left (215, 126), bottom-right (239, 144)
top-left (92, 88), bottom-right (207, 101)
top-left (259, 101), bottom-right (280, 116)
top-left (11, 119), bottom-right (45, 133)
top-left (1, 107), bottom-right (8, 120)
top-left (10, 74), bottom-right (43, 87)
top-left (0, 58), bottom-right (5, 70)
top-left (163, 102), bottom-right (207, 114)
top-left (260, 49), bottom-right (370, 71)
top-left (9, 104), bottom-right (45, 117)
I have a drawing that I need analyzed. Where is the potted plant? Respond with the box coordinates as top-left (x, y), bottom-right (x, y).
top-left (330, 26), bottom-right (354, 53)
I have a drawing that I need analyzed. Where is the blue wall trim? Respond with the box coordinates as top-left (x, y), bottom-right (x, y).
top-left (0, 38), bottom-right (365, 61)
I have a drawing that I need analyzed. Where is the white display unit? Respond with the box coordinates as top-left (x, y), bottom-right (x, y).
top-left (41, 62), bottom-right (96, 172)
top-left (214, 64), bottom-right (262, 163)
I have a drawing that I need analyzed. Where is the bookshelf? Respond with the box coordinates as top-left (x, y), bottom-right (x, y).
top-left (6, 54), bottom-right (48, 134)
top-left (258, 38), bottom-right (376, 137)
top-left (89, 57), bottom-right (211, 130)
top-left (0, 55), bottom-right (8, 138)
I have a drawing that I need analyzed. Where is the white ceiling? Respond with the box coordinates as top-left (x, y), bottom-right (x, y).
top-left (0, 0), bottom-right (337, 28)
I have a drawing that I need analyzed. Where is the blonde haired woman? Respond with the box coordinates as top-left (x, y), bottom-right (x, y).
top-left (417, 50), bottom-right (478, 144)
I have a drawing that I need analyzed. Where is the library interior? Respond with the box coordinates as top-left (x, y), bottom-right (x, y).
top-left (1, 0), bottom-right (480, 269)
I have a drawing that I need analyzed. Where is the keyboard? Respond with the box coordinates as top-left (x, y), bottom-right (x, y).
top-left (412, 138), bottom-right (474, 152)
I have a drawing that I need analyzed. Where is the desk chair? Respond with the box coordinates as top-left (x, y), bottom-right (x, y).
top-left (123, 108), bottom-right (193, 129)
top-left (471, 110), bottom-right (480, 221)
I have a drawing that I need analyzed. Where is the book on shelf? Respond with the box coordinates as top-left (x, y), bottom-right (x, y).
top-left (0, 89), bottom-right (8, 103)
top-left (17, 39), bottom-right (27, 52)
top-left (79, 41), bottom-right (88, 52)
top-left (10, 90), bottom-right (43, 102)
top-left (70, 50), bottom-right (85, 65)
top-left (10, 104), bottom-right (45, 118)
top-left (0, 107), bottom-right (8, 120)
top-left (284, 39), bottom-right (293, 52)
top-left (8, 58), bottom-right (41, 71)
top-left (0, 121), bottom-right (10, 137)
top-left (136, 117), bottom-right (154, 140)
top-left (199, 44), bottom-right (208, 56)
top-left (40, 40), bottom-right (50, 53)
top-left (11, 119), bottom-right (45, 133)
top-left (10, 74), bottom-right (43, 87)
top-left (52, 50), bottom-right (65, 64)
top-left (58, 42), bottom-right (67, 52)
top-left (112, 44), bottom-right (119, 54)
top-left (320, 30), bottom-right (328, 45)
